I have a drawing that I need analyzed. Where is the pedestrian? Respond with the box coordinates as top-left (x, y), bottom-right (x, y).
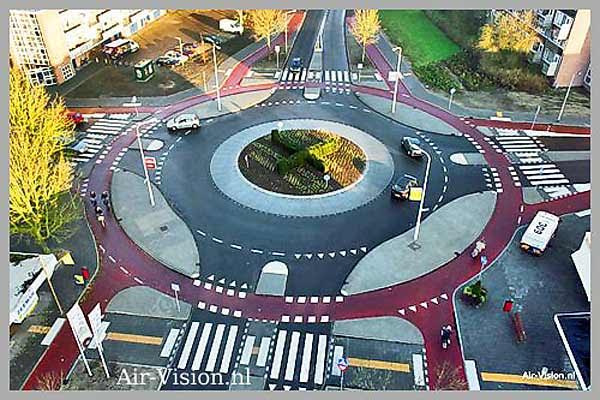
top-left (101, 191), bottom-right (109, 200)
top-left (97, 213), bottom-right (105, 228)
top-left (95, 206), bottom-right (103, 217)
top-left (102, 197), bottom-right (110, 212)
top-left (90, 191), bottom-right (97, 207)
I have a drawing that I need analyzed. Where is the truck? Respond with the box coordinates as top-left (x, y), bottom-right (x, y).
top-left (103, 38), bottom-right (140, 59)
top-left (219, 18), bottom-right (244, 34)
top-left (520, 211), bottom-right (560, 255)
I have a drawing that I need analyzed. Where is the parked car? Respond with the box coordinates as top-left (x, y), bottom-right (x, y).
top-left (219, 18), bottom-right (244, 34)
top-left (401, 137), bottom-right (423, 158)
top-left (178, 42), bottom-right (199, 56)
top-left (201, 35), bottom-right (222, 47)
top-left (391, 174), bottom-right (419, 200)
top-left (156, 51), bottom-right (188, 66)
top-left (289, 57), bottom-right (303, 73)
top-left (103, 38), bottom-right (139, 59)
top-left (166, 114), bottom-right (201, 131)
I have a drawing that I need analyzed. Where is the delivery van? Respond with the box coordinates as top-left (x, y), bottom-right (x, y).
top-left (219, 18), bottom-right (244, 34)
top-left (103, 39), bottom-right (140, 59)
top-left (520, 211), bottom-right (560, 256)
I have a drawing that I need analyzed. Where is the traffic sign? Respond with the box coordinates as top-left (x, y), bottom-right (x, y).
top-left (144, 156), bottom-right (156, 169)
top-left (409, 187), bottom-right (423, 201)
top-left (275, 45), bottom-right (281, 53)
top-left (337, 356), bottom-right (349, 372)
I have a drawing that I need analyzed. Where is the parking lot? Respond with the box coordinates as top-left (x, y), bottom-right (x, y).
top-left (60, 10), bottom-right (254, 98)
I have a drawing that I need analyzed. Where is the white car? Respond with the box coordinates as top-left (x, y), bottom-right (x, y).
top-left (166, 114), bottom-right (200, 131)
top-left (219, 18), bottom-right (244, 34)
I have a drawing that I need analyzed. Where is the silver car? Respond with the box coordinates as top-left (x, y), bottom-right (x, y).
top-left (166, 113), bottom-right (200, 131)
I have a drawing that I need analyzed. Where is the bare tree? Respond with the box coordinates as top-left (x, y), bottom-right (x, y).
top-left (433, 361), bottom-right (468, 390)
top-left (35, 371), bottom-right (64, 391)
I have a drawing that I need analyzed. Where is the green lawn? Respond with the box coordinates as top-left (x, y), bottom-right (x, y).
top-left (380, 10), bottom-right (460, 66)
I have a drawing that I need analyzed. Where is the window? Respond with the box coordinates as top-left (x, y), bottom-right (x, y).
top-left (60, 63), bottom-right (75, 81)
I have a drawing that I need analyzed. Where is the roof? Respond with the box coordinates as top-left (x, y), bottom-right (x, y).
top-left (104, 38), bottom-right (131, 48)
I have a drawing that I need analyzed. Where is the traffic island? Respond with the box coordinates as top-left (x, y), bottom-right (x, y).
top-left (111, 170), bottom-right (200, 278)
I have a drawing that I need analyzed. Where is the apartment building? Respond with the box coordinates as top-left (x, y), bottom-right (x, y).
top-left (9, 9), bottom-right (166, 86)
top-left (492, 9), bottom-right (591, 89)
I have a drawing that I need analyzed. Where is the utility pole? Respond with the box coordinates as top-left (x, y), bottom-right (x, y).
top-left (391, 47), bottom-right (402, 114)
top-left (413, 150), bottom-right (432, 242)
top-left (557, 70), bottom-right (581, 122)
top-left (136, 124), bottom-right (156, 207)
top-left (212, 43), bottom-right (222, 111)
top-left (531, 104), bottom-right (541, 130)
top-left (40, 256), bottom-right (64, 315)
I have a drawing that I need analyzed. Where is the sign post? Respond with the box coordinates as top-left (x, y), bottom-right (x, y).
top-left (66, 304), bottom-right (94, 376)
top-left (144, 156), bottom-right (157, 170)
top-left (171, 283), bottom-right (181, 313)
top-left (323, 174), bottom-right (331, 189)
top-left (88, 304), bottom-right (110, 378)
top-left (479, 255), bottom-right (488, 281)
top-left (337, 356), bottom-right (349, 391)
top-left (275, 45), bottom-right (281, 70)
top-left (357, 63), bottom-right (363, 83)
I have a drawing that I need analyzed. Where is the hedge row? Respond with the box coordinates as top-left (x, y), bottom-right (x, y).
top-left (271, 129), bottom-right (340, 175)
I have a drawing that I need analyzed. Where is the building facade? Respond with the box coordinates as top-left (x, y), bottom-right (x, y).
top-left (9, 9), bottom-right (166, 86)
top-left (492, 9), bottom-right (591, 90)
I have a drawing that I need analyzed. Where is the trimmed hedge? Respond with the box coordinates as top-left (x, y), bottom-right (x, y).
top-left (273, 129), bottom-right (338, 175)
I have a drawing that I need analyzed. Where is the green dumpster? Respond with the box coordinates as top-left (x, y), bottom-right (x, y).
top-left (134, 59), bottom-right (155, 82)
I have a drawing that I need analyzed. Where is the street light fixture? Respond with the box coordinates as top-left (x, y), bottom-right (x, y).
top-left (413, 149), bottom-right (432, 242)
top-left (557, 70), bottom-right (582, 122)
top-left (448, 88), bottom-right (456, 110)
top-left (391, 47), bottom-right (402, 114)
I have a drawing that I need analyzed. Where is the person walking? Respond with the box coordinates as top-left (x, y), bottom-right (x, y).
top-left (95, 206), bottom-right (105, 228)
top-left (102, 197), bottom-right (110, 212)
top-left (90, 191), bottom-right (97, 207)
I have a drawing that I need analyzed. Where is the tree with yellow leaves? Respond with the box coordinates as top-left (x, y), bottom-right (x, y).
top-left (9, 67), bottom-right (79, 249)
top-left (351, 9), bottom-right (381, 63)
top-left (478, 10), bottom-right (538, 53)
top-left (246, 9), bottom-right (285, 49)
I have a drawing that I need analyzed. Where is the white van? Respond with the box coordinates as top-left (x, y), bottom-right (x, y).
top-left (520, 211), bottom-right (560, 256)
top-left (219, 18), bottom-right (244, 34)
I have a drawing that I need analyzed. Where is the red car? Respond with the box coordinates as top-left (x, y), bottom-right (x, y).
top-left (67, 112), bottom-right (84, 126)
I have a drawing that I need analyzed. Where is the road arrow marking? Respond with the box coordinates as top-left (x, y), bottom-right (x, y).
top-left (207, 274), bottom-right (214, 281)
top-left (340, 251), bottom-right (347, 257)
top-left (398, 309), bottom-right (405, 315)
top-left (317, 253), bottom-right (324, 259)
top-left (305, 253), bottom-right (313, 259)
top-left (295, 254), bottom-right (302, 259)
top-left (409, 305), bottom-right (417, 312)
top-left (420, 302), bottom-right (428, 309)
top-left (360, 246), bottom-right (367, 253)
top-left (440, 293), bottom-right (449, 300)
top-left (329, 252), bottom-right (336, 258)
top-left (431, 297), bottom-right (438, 304)
top-left (350, 249), bottom-right (357, 255)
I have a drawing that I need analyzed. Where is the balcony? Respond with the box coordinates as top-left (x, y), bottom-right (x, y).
top-left (528, 42), bottom-right (544, 63)
top-left (541, 60), bottom-right (559, 76)
top-left (101, 23), bottom-right (121, 40)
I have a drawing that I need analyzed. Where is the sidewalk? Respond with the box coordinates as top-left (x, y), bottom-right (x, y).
top-left (373, 31), bottom-right (590, 127)
top-left (111, 169), bottom-right (200, 278)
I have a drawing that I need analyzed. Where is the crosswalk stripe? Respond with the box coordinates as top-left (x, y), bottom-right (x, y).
top-left (160, 328), bottom-right (180, 357)
top-left (256, 337), bottom-right (271, 367)
top-left (343, 70), bottom-right (350, 82)
top-left (300, 69), bottom-right (307, 81)
top-left (191, 323), bottom-right (213, 371)
top-left (219, 325), bottom-right (239, 373)
top-left (205, 324), bottom-right (226, 372)
top-left (240, 335), bottom-right (255, 365)
top-left (529, 178), bottom-right (570, 185)
top-left (178, 322), bottom-right (200, 369)
top-left (337, 70), bottom-right (343, 81)
top-left (324, 70), bottom-right (330, 81)
top-left (496, 137), bottom-right (533, 141)
top-left (85, 133), bottom-right (108, 139)
top-left (87, 128), bottom-right (121, 134)
top-left (72, 157), bottom-right (90, 162)
top-left (330, 71), bottom-right (337, 82)
top-left (270, 330), bottom-right (287, 379)
top-left (519, 164), bottom-right (556, 170)
top-left (527, 173), bottom-right (566, 180)
top-left (299, 333), bottom-right (313, 383)
top-left (91, 123), bottom-right (123, 130)
top-left (281, 69), bottom-right (289, 81)
top-left (285, 331), bottom-right (301, 381)
top-left (314, 335), bottom-right (327, 385)
top-left (521, 168), bottom-right (561, 175)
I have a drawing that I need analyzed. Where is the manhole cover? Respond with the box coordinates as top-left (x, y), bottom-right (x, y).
top-left (159, 225), bottom-right (169, 232)
top-left (408, 241), bottom-right (421, 251)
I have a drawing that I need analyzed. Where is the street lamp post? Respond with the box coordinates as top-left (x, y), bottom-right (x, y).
top-left (275, 45), bottom-right (281, 70)
top-left (531, 104), bottom-right (541, 130)
top-left (212, 42), bottom-right (222, 111)
top-left (448, 88), bottom-right (456, 110)
top-left (136, 123), bottom-right (156, 207)
top-left (557, 70), bottom-right (582, 122)
top-left (413, 150), bottom-right (432, 242)
top-left (391, 47), bottom-right (402, 114)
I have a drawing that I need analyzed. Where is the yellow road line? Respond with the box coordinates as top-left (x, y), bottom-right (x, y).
top-left (28, 325), bottom-right (50, 334)
top-left (481, 372), bottom-right (578, 389)
top-left (105, 332), bottom-right (163, 346)
top-left (28, 325), bottom-right (163, 346)
top-left (347, 357), bottom-right (411, 373)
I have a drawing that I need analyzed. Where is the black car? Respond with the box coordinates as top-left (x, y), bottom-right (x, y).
top-left (391, 174), bottom-right (419, 200)
top-left (289, 57), bottom-right (303, 72)
top-left (401, 137), bottom-right (423, 158)
top-left (202, 35), bottom-right (222, 47)
top-left (155, 55), bottom-right (179, 66)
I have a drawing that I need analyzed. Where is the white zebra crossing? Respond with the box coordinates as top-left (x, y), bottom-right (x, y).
top-left (178, 322), bottom-right (200, 369)
top-left (517, 163), bottom-right (571, 187)
top-left (268, 329), bottom-right (330, 389)
top-left (205, 324), bottom-right (225, 372)
top-left (190, 323), bottom-right (213, 371)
